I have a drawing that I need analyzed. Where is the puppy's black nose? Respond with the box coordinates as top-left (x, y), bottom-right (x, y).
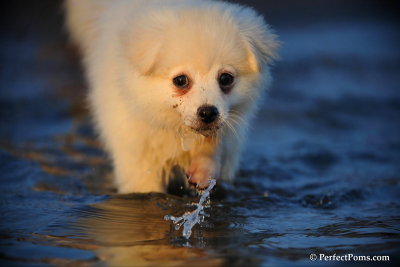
top-left (197, 105), bottom-right (219, 123)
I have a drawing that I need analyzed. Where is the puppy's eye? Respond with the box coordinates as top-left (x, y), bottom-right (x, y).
top-left (218, 73), bottom-right (234, 93)
top-left (173, 75), bottom-right (190, 89)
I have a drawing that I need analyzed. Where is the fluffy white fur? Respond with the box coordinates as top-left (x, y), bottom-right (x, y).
top-left (65, 0), bottom-right (279, 193)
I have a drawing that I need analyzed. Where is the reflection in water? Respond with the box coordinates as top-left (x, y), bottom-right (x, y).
top-left (73, 194), bottom-right (225, 266)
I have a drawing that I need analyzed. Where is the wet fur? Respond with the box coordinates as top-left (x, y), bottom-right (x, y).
top-left (65, 0), bottom-right (279, 193)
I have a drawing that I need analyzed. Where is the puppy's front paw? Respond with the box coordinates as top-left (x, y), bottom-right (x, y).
top-left (187, 156), bottom-right (219, 189)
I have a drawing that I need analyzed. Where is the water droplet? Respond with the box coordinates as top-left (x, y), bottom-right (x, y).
top-left (180, 134), bottom-right (195, 151)
top-left (180, 137), bottom-right (188, 151)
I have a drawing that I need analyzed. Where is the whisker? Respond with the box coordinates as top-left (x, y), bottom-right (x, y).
top-left (224, 119), bottom-right (240, 142)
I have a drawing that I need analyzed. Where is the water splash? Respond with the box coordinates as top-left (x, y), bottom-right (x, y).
top-left (164, 179), bottom-right (216, 239)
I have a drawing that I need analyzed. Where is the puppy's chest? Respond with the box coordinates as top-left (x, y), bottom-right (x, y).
top-left (158, 137), bottom-right (192, 181)
top-left (144, 131), bottom-right (197, 168)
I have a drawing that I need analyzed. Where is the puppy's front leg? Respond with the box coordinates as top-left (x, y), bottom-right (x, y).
top-left (108, 130), bottom-right (164, 193)
top-left (187, 137), bottom-right (220, 189)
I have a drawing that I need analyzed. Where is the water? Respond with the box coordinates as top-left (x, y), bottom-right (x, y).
top-left (164, 179), bottom-right (216, 239)
top-left (1, 0), bottom-right (400, 266)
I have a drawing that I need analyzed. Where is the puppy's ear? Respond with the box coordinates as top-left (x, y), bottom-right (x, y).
top-left (234, 7), bottom-right (280, 72)
top-left (122, 27), bottom-right (163, 75)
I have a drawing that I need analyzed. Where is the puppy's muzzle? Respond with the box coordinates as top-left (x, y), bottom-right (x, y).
top-left (197, 105), bottom-right (219, 124)
top-left (193, 105), bottom-right (221, 136)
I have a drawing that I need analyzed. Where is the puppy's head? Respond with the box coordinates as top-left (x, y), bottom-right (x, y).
top-left (121, 2), bottom-right (279, 136)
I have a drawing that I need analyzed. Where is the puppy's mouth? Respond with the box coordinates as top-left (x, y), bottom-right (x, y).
top-left (191, 123), bottom-right (222, 137)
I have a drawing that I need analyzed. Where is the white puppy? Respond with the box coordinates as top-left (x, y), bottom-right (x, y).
top-left (66, 0), bottom-right (279, 193)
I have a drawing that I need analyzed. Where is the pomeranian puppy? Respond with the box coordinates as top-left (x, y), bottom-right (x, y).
top-left (65, 0), bottom-right (279, 193)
